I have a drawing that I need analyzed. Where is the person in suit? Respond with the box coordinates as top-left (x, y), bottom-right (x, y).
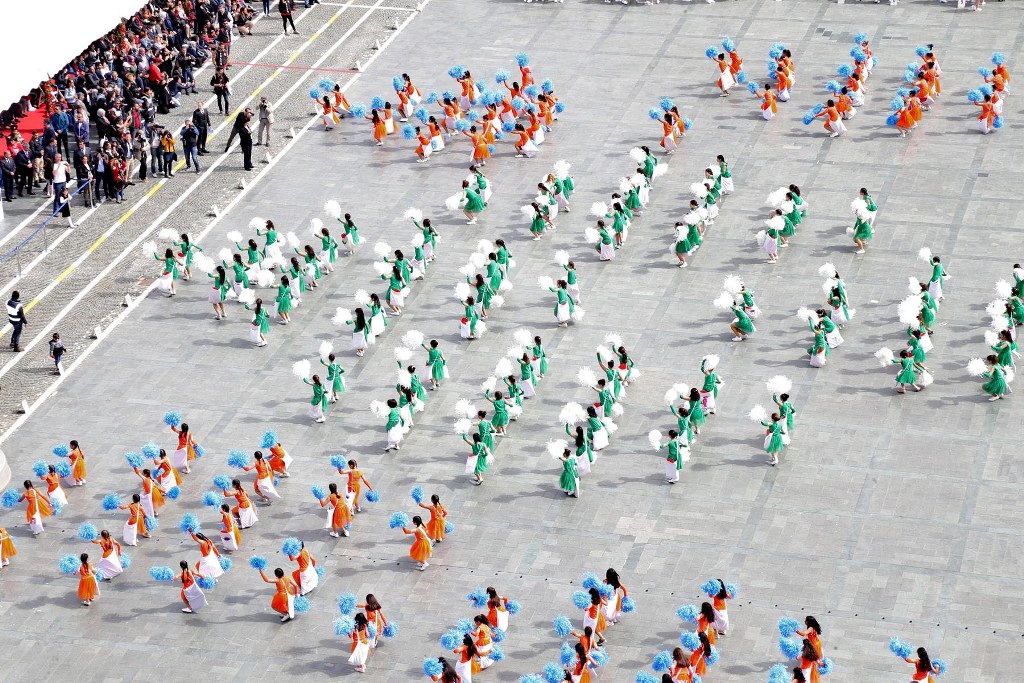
top-left (192, 101), bottom-right (211, 154)
top-left (1, 151), bottom-right (15, 202)
top-left (226, 108), bottom-right (254, 170)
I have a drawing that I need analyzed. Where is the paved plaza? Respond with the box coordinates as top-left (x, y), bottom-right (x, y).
top-left (1, 0), bottom-right (1023, 681)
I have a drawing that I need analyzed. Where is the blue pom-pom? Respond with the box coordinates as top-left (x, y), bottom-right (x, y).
top-left (426, 91), bottom-right (439, 104)
top-left (725, 582), bottom-right (739, 597)
top-left (592, 649), bottom-right (608, 666)
top-left (933, 658), bottom-right (948, 675)
top-left (769, 46), bottom-right (783, 60)
top-left (350, 103), bottom-right (366, 118)
top-left (555, 102), bottom-right (565, 114)
top-left (491, 645), bottom-right (505, 662)
top-left (101, 493), bottom-right (121, 511)
top-left (837, 64), bottom-right (853, 78)
top-left (622, 596), bottom-right (636, 613)
top-left (706, 646), bottom-right (720, 666)
top-left (511, 96), bottom-right (526, 111)
top-left (219, 557), bottom-right (232, 571)
top-left (635, 672), bottom-right (658, 683)
top-left (448, 65), bottom-right (465, 79)
top-left (32, 460), bottom-right (48, 478)
top-left (439, 629), bottom-right (462, 650)
top-left (853, 32), bottom-right (868, 44)
top-left (652, 651), bottom-right (672, 672)
top-left (466, 110), bottom-right (480, 122)
top-left (597, 582), bottom-right (613, 599)
top-left (361, 489), bottom-right (378, 504)
top-left (315, 566), bottom-right (324, 580)
top-left (501, 121), bottom-right (515, 133)
top-left (227, 450), bottom-right (249, 469)
top-left (817, 657), bottom-right (833, 675)
top-left (382, 622), bottom-right (398, 638)
top-left (329, 454), bottom-right (346, 470)
top-left (164, 410), bottom-right (182, 427)
top-left (318, 77), bottom-right (335, 92)
top-left (442, 90), bottom-right (455, 101)
top-left (145, 515), bottom-right (158, 530)
top-left (722, 36), bottom-right (735, 52)
top-left (495, 69), bottom-right (510, 84)
top-left (736, 70), bottom-right (747, 84)
top-left (444, 521), bottom-right (455, 534)
top-left (456, 617), bottom-right (474, 634)
top-left (896, 87), bottom-right (910, 98)
top-left (701, 579), bottom-right (720, 597)
top-left (338, 593), bottom-right (356, 614)
top-left (179, 514), bottom-right (201, 534)
top-left (455, 119), bottom-right (471, 132)
top-left (402, 124), bottom-right (416, 140)
top-left (560, 642), bottom-right (575, 666)
top-left (371, 96), bottom-right (386, 111)
top-left (423, 658), bottom-right (443, 678)
top-left (851, 46), bottom-right (867, 63)
top-left (768, 664), bottom-right (789, 683)
top-left (778, 617), bottom-right (800, 638)
top-left (53, 444), bottom-right (70, 458)
top-left (648, 107), bottom-right (662, 121)
top-left (506, 599), bottom-right (521, 615)
top-left (334, 615), bottom-right (356, 636)
top-left (992, 52), bottom-right (1005, 66)
top-left (467, 588), bottom-right (487, 607)
top-left (487, 144), bottom-right (495, 154)
top-left (78, 522), bottom-right (99, 541)
top-left (194, 444), bottom-right (205, 458)
top-left (677, 604), bottom-right (699, 623)
top-left (552, 615), bottom-right (573, 638)
top-left (165, 486), bottom-right (180, 500)
top-left (282, 537), bottom-right (302, 557)
top-left (683, 117), bottom-right (693, 130)
top-left (801, 113), bottom-right (815, 126)
top-left (391, 75), bottom-right (405, 92)
top-left (53, 462), bottom-right (71, 478)
top-left (124, 452), bottom-right (143, 469)
top-left (410, 486), bottom-right (424, 504)
top-left (389, 511), bottom-right (410, 529)
top-left (994, 116), bottom-right (1004, 129)
top-left (58, 554), bottom-right (80, 574)
top-left (150, 566), bottom-right (174, 582)
top-left (524, 84), bottom-right (540, 98)
top-left (885, 113), bottom-right (898, 127)
top-left (52, 500), bottom-right (63, 516)
top-left (680, 631), bottom-right (700, 650)
top-left (197, 575), bottom-right (216, 590)
top-left (415, 107), bottom-right (429, 123)
top-left (903, 70), bottom-right (917, 83)
top-left (890, 96), bottom-right (905, 112)
top-left (656, 98), bottom-right (673, 113)
top-left (120, 553), bottom-right (131, 569)
top-left (980, 84), bottom-right (994, 97)
top-left (779, 636), bottom-right (801, 660)
top-left (826, 80), bottom-right (842, 95)
top-left (492, 626), bottom-right (506, 642)
top-left (309, 88), bottom-right (321, 100)
top-left (888, 637), bottom-right (913, 658)
top-left (978, 65), bottom-right (991, 78)
top-left (203, 492), bottom-right (220, 507)
top-left (811, 103), bottom-right (825, 115)
top-left (543, 663), bottom-right (565, 683)
top-left (769, 71), bottom-right (778, 82)
top-left (311, 485), bottom-right (327, 501)
top-left (249, 556), bottom-right (268, 571)
top-left (705, 45), bottom-right (719, 60)
top-left (516, 52), bottom-right (530, 68)
top-left (260, 431), bottom-right (277, 449)
top-left (571, 590), bottom-right (590, 609)
top-left (581, 572), bottom-right (599, 590)
top-left (213, 475), bottom-right (231, 491)
top-left (294, 595), bottom-right (311, 613)
top-left (541, 79), bottom-right (554, 94)
top-left (748, 82), bottom-right (758, 95)
top-left (141, 442), bottom-right (160, 459)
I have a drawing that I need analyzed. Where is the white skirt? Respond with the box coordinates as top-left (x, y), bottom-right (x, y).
top-left (809, 349), bottom-right (827, 368)
top-left (718, 69), bottom-right (736, 91)
top-left (157, 472), bottom-right (176, 492)
top-left (700, 390), bottom-right (717, 412)
top-left (348, 640), bottom-right (370, 667)
top-left (665, 461), bottom-right (680, 482)
top-left (460, 320), bottom-right (475, 339)
top-left (370, 313), bottom-right (387, 337)
top-left (49, 487), bottom-right (69, 508)
top-left (351, 331), bottom-right (367, 351)
top-left (763, 237), bottom-right (778, 255)
top-left (455, 659), bottom-right (473, 683)
top-left (556, 302), bottom-right (571, 322)
top-left (762, 107), bottom-right (774, 121)
top-left (384, 117), bottom-right (395, 134)
top-left (250, 324), bottom-right (263, 344)
top-left (567, 283), bottom-right (581, 304)
top-left (721, 177), bottom-right (734, 193)
top-left (238, 506), bottom-right (259, 529)
top-left (97, 551), bottom-right (124, 580)
top-left (978, 117), bottom-right (991, 134)
top-left (183, 583), bottom-right (208, 610)
top-left (928, 279), bottom-right (943, 301)
top-left (520, 139), bottom-right (538, 157)
top-left (157, 272), bottom-right (174, 293)
top-left (430, 135), bottom-right (445, 151)
top-left (713, 607), bottom-right (730, 633)
top-left (599, 243), bottom-right (615, 261)
top-left (465, 455), bottom-right (478, 475)
top-left (208, 288), bottom-right (223, 304)
top-left (850, 90), bottom-right (865, 107)
top-left (919, 332), bottom-right (933, 353)
top-left (221, 530), bottom-right (239, 551)
top-left (289, 279), bottom-right (302, 301)
top-left (481, 186), bottom-right (492, 203)
top-left (576, 453), bottom-right (591, 476)
top-left (830, 307), bottom-right (848, 325)
top-left (592, 427), bottom-right (609, 451)
top-left (390, 288), bottom-right (406, 307)
top-left (825, 329), bottom-right (844, 348)
top-left (309, 404), bottom-right (324, 421)
top-left (423, 242), bottom-right (434, 260)
top-left (256, 475), bottom-right (282, 501)
top-left (298, 565), bottom-right (319, 595)
top-left (521, 377), bottom-right (536, 398)
top-left (123, 520), bottom-right (138, 545)
top-left (140, 492), bottom-right (155, 519)
top-left (386, 425), bottom-right (404, 447)
top-left (198, 552), bottom-right (224, 578)
top-left (324, 505), bottom-right (335, 529)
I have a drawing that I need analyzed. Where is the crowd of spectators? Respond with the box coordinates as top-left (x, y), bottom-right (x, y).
top-left (0, 1), bottom-right (258, 209)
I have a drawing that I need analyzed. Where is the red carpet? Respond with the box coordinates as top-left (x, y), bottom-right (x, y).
top-left (0, 108), bottom-right (47, 155)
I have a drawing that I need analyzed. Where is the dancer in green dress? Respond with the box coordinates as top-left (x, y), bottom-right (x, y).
top-left (558, 448), bottom-right (579, 498)
top-left (851, 203), bottom-right (873, 254)
top-left (593, 379), bottom-right (615, 418)
top-left (892, 349), bottom-right (922, 394)
top-left (686, 388), bottom-right (706, 435)
top-left (655, 429), bottom-right (686, 483)
top-left (532, 336), bottom-right (549, 380)
top-left (275, 276), bottom-right (293, 324)
top-left (760, 413), bottom-right (786, 466)
top-left (303, 375), bottom-right (328, 423)
top-left (339, 213), bottom-right (361, 255)
top-left (155, 248), bottom-right (181, 296)
top-left (383, 398), bottom-right (404, 451)
top-left (225, 253), bottom-right (250, 296)
top-left (992, 330), bottom-right (1019, 369)
top-left (235, 238), bottom-right (261, 269)
top-left (422, 340), bottom-right (447, 390)
top-left (475, 410), bottom-right (495, 451)
top-left (981, 355), bottom-right (1009, 401)
top-left (549, 280), bottom-right (576, 328)
top-left (460, 179), bottom-right (485, 225)
top-left (208, 265), bottom-right (230, 320)
top-left (381, 265), bottom-right (407, 316)
top-left (729, 304), bottom-right (755, 341)
top-left (318, 227), bottom-right (338, 274)
top-left (174, 234), bottom-right (202, 280)
top-left (321, 354), bottom-right (346, 403)
top-left (244, 298), bottom-right (270, 347)
top-left (527, 202), bottom-right (547, 241)
top-left (773, 393), bottom-right (796, 433)
top-left (483, 391), bottom-right (509, 435)
top-left (462, 434), bottom-right (490, 485)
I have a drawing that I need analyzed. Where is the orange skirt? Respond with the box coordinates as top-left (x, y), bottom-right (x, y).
top-left (474, 143), bottom-right (490, 161)
top-left (78, 575), bottom-right (99, 601)
top-left (271, 591), bottom-right (290, 614)
top-left (373, 124), bottom-right (386, 142)
top-left (409, 537), bottom-right (432, 563)
top-left (72, 458), bottom-right (87, 479)
top-left (0, 535), bottom-right (16, 559)
top-left (427, 517), bottom-right (445, 542)
top-left (331, 503), bottom-right (351, 530)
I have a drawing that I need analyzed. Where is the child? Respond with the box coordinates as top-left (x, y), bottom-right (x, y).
top-left (49, 333), bottom-right (66, 375)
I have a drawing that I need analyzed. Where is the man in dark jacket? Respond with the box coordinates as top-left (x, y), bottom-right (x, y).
top-left (14, 148), bottom-right (34, 197)
top-left (226, 108), bottom-right (254, 170)
top-left (180, 120), bottom-right (201, 173)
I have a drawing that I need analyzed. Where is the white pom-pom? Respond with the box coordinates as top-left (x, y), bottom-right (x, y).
top-left (553, 159), bottom-right (571, 180)
top-left (766, 187), bottom-right (788, 208)
top-left (520, 204), bottom-right (536, 220)
top-left (851, 198), bottom-right (867, 213)
top-left (766, 375), bottom-right (792, 395)
top-left (319, 341), bottom-right (333, 360)
top-left (845, 227), bottom-right (855, 237)
top-left (354, 289), bottom-right (370, 306)
top-left (142, 240), bottom-right (158, 259)
top-left (797, 306), bottom-right (816, 322)
top-left (310, 218), bottom-right (324, 237)
top-left (874, 347), bottom-right (894, 367)
top-left (611, 402), bottom-right (624, 417)
top-left (324, 200), bottom-right (342, 219)
top-left (898, 295), bottom-right (924, 325)
top-left (158, 227), bottom-right (178, 241)
top-left (908, 277), bottom-right (922, 294)
top-left (1006, 368), bottom-right (1016, 383)
top-left (991, 315), bottom-right (1010, 332)
top-left (559, 403), bottom-right (584, 425)
top-left (604, 420), bottom-right (618, 435)
top-left (538, 275), bottom-right (555, 291)
top-left (629, 147), bottom-right (646, 163)
top-left (690, 182), bottom-right (708, 199)
top-left (595, 345), bottom-right (614, 362)
top-left (664, 387), bottom-right (680, 404)
top-left (499, 280), bottom-right (512, 292)
top-left (410, 232), bottom-right (424, 248)
top-left (459, 263), bottom-right (477, 277)
top-left (507, 404), bottom-right (523, 419)
top-left (507, 259), bottom-right (516, 269)
top-left (453, 417), bottom-right (472, 435)
top-left (748, 404), bottom-right (768, 422)
top-left (454, 399), bottom-right (477, 418)
top-left (919, 370), bottom-right (934, 387)
top-left (918, 247), bottom-right (933, 264)
top-left (584, 227), bottom-right (600, 244)
top-left (194, 254), bottom-right (216, 274)
top-left (394, 346), bottom-right (412, 363)
top-left (653, 164), bottom-right (668, 178)
top-left (373, 261), bottom-right (393, 277)
top-left (285, 232), bottom-right (300, 249)
top-left (554, 250), bottom-right (570, 267)
top-left (766, 215), bottom-right (785, 232)
top-left (404, 207), bottom-right (422, 222)
top-left (648, 430), bottom-right (663, 449)
top-left (475, 321), bottom-right (487, 337)
top-left (476, 240), bottom-right (493, 255)
top-left (370, 400), bottom-right (387, 418)
top-left (618, 177), bottom-right (633, 194)
top-left (454, 282), bottom-right (471, 301)
top-left (571, 307), bottom-right (585, 321)
top-left (292, 359), bottom-right (312, 379)
top-left (491, 295), bottom-right (505, 308)
top-left (237, 289), bottom-right (255, 305)
top-left (248, 217), bottom-right (264, 232)
top-left (373, 241), bottom-right (391, 258)
top-left (713, 292), bottom-right (734, 311)
top-left (1014, 268), bottom-right (1024, 283)
top-left (494, 357), bottom-right (513, 378)
top-left (577, 367), bottom-right (598, 388)
top-left (629, 368), bottom-right (642, 381)
top-left (967, 358), bottom-right (987, 377)
top-left (396, 368), bottom-right (412, 388)
top-left (995, 280), bottom-right (1013, 299)
top-left (226, 230), bottom-right (243, 244)
top-left (547, 439), bottom-right (568, 460)
top-left (605, 333), bottom-right (623, 349)
top-left (507, 346), bottom-right (523, 360)
top-left (818, 262), bottom-right (837, 278)
top-left (514, 329), bottom-right (533, 348)
top-left (722, 275), bottom-right (743, 295)
top-left (402, 330), bottom-right (424, 349)
top-left (470, 252), bottom-right (486, 269)
top-left (701, 354), bottom-right (720, 371)
top-left (444, 193), bottom-right (462, 212)
top-left (673, 382), bottom-right (689, 398)
top-left (779, 200), bottom-right (794, 215)
top-left (986, 299), bottom-right (1008, 317)
top-left (821, 278), bottom-right (836, 294)
top-left (256, 270), bottom-right (275, 288)
top-left (481, 376), bottom-right (497, 393)
top-left (589, 201), bottom-right (608, 218)
top-left (855, 207), bottom-right (872, 221)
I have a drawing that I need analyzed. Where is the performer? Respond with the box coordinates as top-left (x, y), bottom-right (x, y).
top-left (0, 526), bottom-right (16, 568)
top-left (321, 482), bottom-right (352, 538)
top-left (76, 553), bottom-right (100, 606)
top-left (349, 613), bottom-right (372, 672)
top-left (174, 234), bottom-right (202, 281)
top-left (796, 616), bottom-right (824, 657)
top-left (219, 503), bottom-right (242, 551)
top-left (119, 493), bottom-right (149, 545)
top-left (67, 440), bottom-right (87, 486)
top-left (287, 541), bottom-right (318, 595)
top-left (303, 374), bottom-right (328, 424)
top-left (338, 459), bottom-right (374, 512)
top-left (423, 339), bottom-right (448, 390)
top-left (655, 429), bottom-right (686, 484)
top-left (258, 567), bottom-right (299, 622)
top-left (904, 647), bottom-right (941, 681)
top-left (170, 421), bottom-right (200, 474)
top-left (462, 433), bottom-right (491, 486)
top-left (151, 449), bottom-right (182, 493)
top-left (583, 587), bottom-right (608, 646)
top-left (17, 480), bottom-right (53, 536)
top-left (131, 466), bottom-right (164, 519)
top-left (191, 532), bottom-right (224, 578)
top-left (357, 594), bottom-right (389, 647)
top-left (223, 479), bottom-right (259, 528)
top-left (175, 560), bottom-right (208, 613)
top-left (980, 355), bottom-right (1008, 401)
top-left (401, 515), bottom-right (433, 570)
top-left (761, 413), bottom-right (786, 466)
top-left (40, 464), bottom-right (69, 508)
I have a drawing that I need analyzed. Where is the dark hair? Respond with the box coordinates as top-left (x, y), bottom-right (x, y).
top-left (793, 668), bottom-right (806, 683)
top-left (805, 616), bottom-right (822, 634)
top-left (589, 587), bottom-right (602, 606)
top-left (274, 567), bottom-right (284, 578)
top-left (917, 647), bottom-right (932, 672)
top-left (365, 594), bottom-right (381, 611)
top-left (700, 602), bottom-right (716, 623)
top-left (605, 568), bottom-right (621, 589)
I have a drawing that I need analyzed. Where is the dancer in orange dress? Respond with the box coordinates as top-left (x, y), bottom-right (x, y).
top-left (604, 568), bottom-right (628, 625)
top-left (414, 127), bottom-right (432, 162)
top-left (132, 467), bottom-right (164, 519)
top-left (750, 83), bottom-right (778, 120)
top-left (332, 83), bottom-right (351, 119)
top-left (287, 541), bottom-right (318, 595)
top-left (0, 526), bottom-right (16, 567)
top-left (358, 594), bottom-right (389, 647)
top-left (319, 95), bottom-right (336, 131)
top-left (40, 465), bottom-right (69, 508)
top-left (472, 615), bottom-right (496, 669)
top-left (487, 588), bottom-right (510, 631)
top-left (569, 642), bottom-right (597, 683)
top-left (708, 50), bottom-right (735, 96)
top-left (349, 613), bottom-right (372, 672)
top-left (795, 616), bottom-right (824, 657)
top-left (697, 602), bottom-right (718, 646)
top-left (657, 112), bottom-right (677, 154)
top-left (402, 515), bottom-right (432, 570)
top-left (337, 459), bottom-right (373, 512)
top-left (813, 100), bottom-right (845, 138)
top-left (417, 493), bottom-right (448, 543)
top-left (68, 440), bottom-right (87, 485)
top-left (904, 646), bottom-right (941, 682)
top-left (368, 110), bottom-right (387, 146)
top-left (119, 493), bottom-right (149, 545)
top-left (223, 479), bottom-right (259, 528)
top-left (796, 639), bottom-right (822, 683)
top-left (463, 126), bottom-right (491, 165)
top-left (259, 567), bottom-right (298, 622)
top-left (176, 560), bottom-right (208, 613)
top-left (92, 529), bottom-right (123, 580)
top-left (975, 94), bottom-right (996, 135)
top-left (191, 532), bottom-right (224, 578)
top-left (170, 421), bottom-right (199, 474)
top-left (152, 449), bottom-right (182, 492)
top-left (242, 451), bottom-right (282, 504)
top-left (219, 503), bottom-right (242, 551)
top-left (452, 634), bottom-right (481, 682)
top-left (19, 480), bottom-right (53, 535)
top-left (582, 587), bottom-right (608, 646)
top-left (266, 439), bottom-right (292, 478)
top-left (321, 482), bottom-right (352, 538)
top-left (77, 553), bottom-right (100, 606)
top-left (689, 631), bottom-right (712, 677)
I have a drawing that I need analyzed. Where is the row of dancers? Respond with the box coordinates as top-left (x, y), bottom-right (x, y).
top-left (672, 157), bottom-right (734, 268)
top-left (648, 354), bottom-right (724, 480)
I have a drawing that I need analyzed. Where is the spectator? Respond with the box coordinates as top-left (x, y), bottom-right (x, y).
top-left (134, 131), bottom-right (149, 182)
top-left (160, 130), bottom-right (177, 178)
top-left (42, 139), bottom-right (58, 197)
top-left (149, 124), bottom-right (165, 178)
top-left (14, 147), bottom-right (34, 197)
top-left (50, 106), bottom-right (72, 157)
top-left (211, 69), bottom-right (230, 115)
top-left (256, 97), bottom-right (274, 146)
top-left (226, 108), bottom-right (254, 170)
top-left (192, 101), bottom-right (211, 154)
top-left (180, 120), bottom-right (201, 173)
top-left (57, 186), bottom-right (76, 227)
top-left (51, 153), bottom-right (72, 214)
top-left (6, 291), bottom-right (27, 353)
top-left (279, 0), bottom-right (298, 34)
top-left (262, 0), bottom-right (272, 15)
top-left (73, 111), bottom-right (90, 149)
top-left (49, 333), bottom-right (66, 375)
top-left (1, 152), bottom-right (14, 202)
